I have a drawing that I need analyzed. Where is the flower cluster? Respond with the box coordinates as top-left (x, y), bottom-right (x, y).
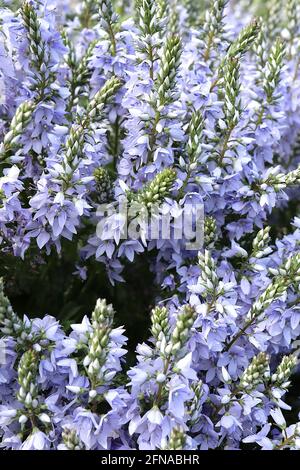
top-left (1, 0), bottom-right (300, 451)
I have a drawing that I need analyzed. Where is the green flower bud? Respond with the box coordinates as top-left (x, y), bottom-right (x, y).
top-left (226, 19), bottom-right (260, 59)
top-left (151, 306), bottom-right (170, 346)
top-left (202, 0), bottom-right (228, 61)
top-left (171, 305), bottom-right (197, 354)
top-left (129, 168), bottom-right (177, 209)
top-left (167, 427), bottom-right (186, 450)
top-left (87, 76), bottom-right (122, 120)
top-left (156, 34), bottom-right (181, 107)
top-left (93, 167), bottom-right (113, 203)
top-left (62, 427), bottom-right (84, 450)
top-left (271, 354), bottom-right (298, 388)
top-left (198, 250), bottom-right (219, 298)
top-left (0, 279), bottom-right (26, 340)
top-left (251, 227), bottom-right (272, 259)
top-left (239, 353), bottom-right (270, 391)
top-left (17, 350), bottom-right (39, 410)
top-left (84, 299), bottom-right (115, 385)
top-left (204, 217), bottom-right (217, 248)
top-left (247, 253), bottom-right (300, 322)
top-left (1, 101), bottom-right (35, 160)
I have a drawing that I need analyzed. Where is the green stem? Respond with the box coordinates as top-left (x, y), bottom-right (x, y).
top-left (255, 106), bottom-right (265, 128)
top-left (112, 116), bottom-right (121, 170)
top-left (154, 356), bottom-right (171, 406)
top-left (107, 22), bottom-right (117, 56)
top-left (203, 32), bottom-right (214, 62)
top-left (210, 76), bottom-right (220, 92)
top-left (225, 317), bottom-right (255, 351)
top-left (218, 126), bottom-right (233, 165)
top-left (274, 434), bottom-right (295, 450)
top-left (149, 46), bottom-right (155, 81)
top-left (178, 167), bottom-right (192, 200)
top-left (148, 111), bottom-right (160, 162)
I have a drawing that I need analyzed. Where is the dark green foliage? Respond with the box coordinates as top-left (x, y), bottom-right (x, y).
top-left (0, 241), bottom-right (158, 364)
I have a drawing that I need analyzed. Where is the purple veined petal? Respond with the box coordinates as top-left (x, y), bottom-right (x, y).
top-left (64, 220), bottom-right (77, 234)
top-left (220, 415), bottom-right (235, 429)
top-left (241, 277), bottom-right (251, 295)
top-left (291, 310), bottom-right (300, 330)
top-left (52, 217), bottom-right (63, 237)
top-left (53, 192), bottom-right (65, 205)
top-left (270, 408), bottom-right (286, 427)
top-left (260, 438), bottom-right (274, 450)
top-left (37, 230), bottom-right (50, 249)
top-left (146, 407), bottom-right (163, 425)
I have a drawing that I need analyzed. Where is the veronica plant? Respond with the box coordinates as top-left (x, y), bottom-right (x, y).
top-left (1, 0), bottom-right (300, 451)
